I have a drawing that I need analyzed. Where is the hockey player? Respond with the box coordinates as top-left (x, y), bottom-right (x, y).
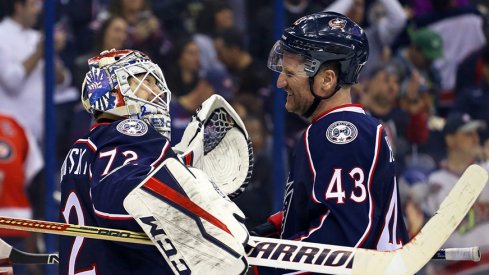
top-left (59, 49), bottom-right (249, 274)
top-left (255, 11), bottom-right (409, 273)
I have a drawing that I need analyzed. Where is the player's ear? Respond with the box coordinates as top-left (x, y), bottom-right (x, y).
top-left (318, 68), bottom-right (337, 95)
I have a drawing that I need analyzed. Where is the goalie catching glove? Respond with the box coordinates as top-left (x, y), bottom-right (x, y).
top-left (173, 95), bottom-right (253, 198)
top-left (123, 157), bottom-right (250, 275)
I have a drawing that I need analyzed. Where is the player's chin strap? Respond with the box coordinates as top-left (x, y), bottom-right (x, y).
top-left (302, 76), bottom-right (342, 118)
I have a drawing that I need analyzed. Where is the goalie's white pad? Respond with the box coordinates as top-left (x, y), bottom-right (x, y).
top-left (173, 94), bottom-right (253, 198)
top-left (123, 157), bottom-right (249, 275)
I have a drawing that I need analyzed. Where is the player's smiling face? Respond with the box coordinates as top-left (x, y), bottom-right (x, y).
top-left (276, 52), bottom-right (314, 115)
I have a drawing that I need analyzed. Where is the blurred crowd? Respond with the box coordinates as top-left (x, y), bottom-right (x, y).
top-left (1, 0), bottom-right (489, 274)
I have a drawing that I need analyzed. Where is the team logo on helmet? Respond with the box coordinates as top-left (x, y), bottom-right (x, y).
top-left (326, 121), bottom-right (358, 144)
top-left (329, 18), bottom-right (347, 30)
top-left (293, 16), bottom-right (308, 26)
top-left (86, 68), bottom-right (116, 111)
top-left (116, 119), bottom-right (148, 136)
top-left (0, 141), bottom-right (13, 160)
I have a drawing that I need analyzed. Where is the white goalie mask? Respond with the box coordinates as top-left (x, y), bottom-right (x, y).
top-left (81, 49), bottom-right (172, 139)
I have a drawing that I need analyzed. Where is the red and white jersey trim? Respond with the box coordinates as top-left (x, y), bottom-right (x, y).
top-left (355, 124), bottom-right (382, 248)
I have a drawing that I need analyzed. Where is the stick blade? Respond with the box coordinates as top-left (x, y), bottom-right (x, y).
top-left (353, 164), bottom-right (488, 275)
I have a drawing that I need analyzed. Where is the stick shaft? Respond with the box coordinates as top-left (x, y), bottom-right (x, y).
top-left (0, 216), bottom-right (151, 245)
top-left (0, 216), bottom-right (481, 267)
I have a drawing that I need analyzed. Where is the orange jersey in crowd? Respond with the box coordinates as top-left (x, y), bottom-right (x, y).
top-left (0, 114), bottom-right (43, 237)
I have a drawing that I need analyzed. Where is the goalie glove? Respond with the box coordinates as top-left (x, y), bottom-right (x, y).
top-left (173, 94), bottom-right (253, 198)
top-left (123, 157), bottom-right (250, 275)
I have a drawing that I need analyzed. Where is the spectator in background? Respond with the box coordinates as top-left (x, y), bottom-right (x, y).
top-left (0, 0), bottom-right (68, 144)
top-left (193, 0), bottom-right (233, 74)
top-left (423, 112), bottom-right (489, 274)
top-left (214, 28), bottom-right (271, 99)
top-left (325, 0), bottom-right (408, 80)
top-left (165, 38), bottom-right (214, 143)
top-left (454, 2), bottom-right (489, 93)
top-left (233, 114), bottom-right (274, 229)
top-left (453, 48), bottom-right (489, 124)
top-left (391, 28), bottom-right (443, 106)
top-left (164, 38), bottom-right (206, 98)
top-left (169, 81), bottom-right (214, 144)
top-left (408, 0), bottom-right (472, 17)
top-left (249, 0), bottom-right (323, 60)
top-left (387, 28), bottom-right (445, 163)
top-left (0, 114), bottom-right (43, 275)
top-left (404, 0), bottom-right (486, 115)
top-left (105, 0), bottom-right (168, 61)
top-left (214, 27), bottom-right (306, 149)
top-left (73, 16), bottom-right (128, 89)
top-left (361, 67), bottom-right (410, 169)
top-left (64, 16), bottom-right (130, 161)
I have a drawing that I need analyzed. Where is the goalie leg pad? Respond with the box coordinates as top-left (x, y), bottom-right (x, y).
top-left (123, 157), bottom-right (249, 275)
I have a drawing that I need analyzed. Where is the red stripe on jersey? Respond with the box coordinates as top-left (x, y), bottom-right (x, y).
top-left (311, 104), bottom-right (364, 123)
top-left (75, 139), bottom-right (97, 152)
top-left (304, 125), bottom-right (321, 204)
top-left (90, 122), bottom-right (110, 132)
top-left (89, 190), bottom-right (132, 220)
top-left (93, 209), bottom-right (133, 220)
top-left (294, 210), bottom-right (330, 241)
top-left (150, 141), bottom-right (170, 170)
top-left (144, 177), bottom-right (232, 235)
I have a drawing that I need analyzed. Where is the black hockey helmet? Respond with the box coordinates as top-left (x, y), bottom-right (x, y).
top-left (268, 11), bottom-right (369, 85)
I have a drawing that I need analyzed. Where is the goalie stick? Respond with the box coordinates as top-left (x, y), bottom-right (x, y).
top-left (0, 164), bottom-right (486, 274)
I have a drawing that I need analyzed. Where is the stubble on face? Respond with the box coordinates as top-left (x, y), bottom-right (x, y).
top-left (280, 54), bottom-right (314, 115)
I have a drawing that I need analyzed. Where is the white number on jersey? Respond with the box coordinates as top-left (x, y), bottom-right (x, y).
top-left (325, 169), bottom-right (346, 204)
top-left (99, 149), bottom-right (139, 176)
top-left (325, 168), bottom-right (366, 204)
top-left (61, 192), bottom-right (96, 275)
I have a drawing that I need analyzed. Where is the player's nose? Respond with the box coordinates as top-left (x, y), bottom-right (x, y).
top-left (277, 73), bottom-right (287, 88)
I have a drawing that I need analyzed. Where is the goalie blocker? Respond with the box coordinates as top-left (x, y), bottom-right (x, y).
top-left (123, 157), bottom-right (250, 275)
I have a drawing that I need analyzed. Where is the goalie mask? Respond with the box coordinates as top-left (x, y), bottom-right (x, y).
top-left (81, 49), bottom-right (172, 139)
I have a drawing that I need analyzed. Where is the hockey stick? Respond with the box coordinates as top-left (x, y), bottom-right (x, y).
top-left (0, 233), bottom-right (480, 266)
top-left (0, 239), bottom-right (58, 266)
top-left (0, 164), bottom-right (486, 274)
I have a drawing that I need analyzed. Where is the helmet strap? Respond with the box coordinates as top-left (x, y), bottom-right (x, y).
top-left (301, 76), bottom-right (341, 118)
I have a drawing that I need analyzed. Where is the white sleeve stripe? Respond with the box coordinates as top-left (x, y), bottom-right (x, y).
top-left (150, 141), bottom-right (170, 172)
top-left (354, 124), bottom-right (382, 248)
top-left (298, 210), bottom-right (330, 241)
top-left (305, 124), bottom-right (321, 204)
top-left (76, 138), bottom-right (97, 152)
top-left (89, 189), bottom-right (133, 220)
top-left (376, 178), bottom-right (400, 251)
top-left (93, 205), bottom-right (133, 220)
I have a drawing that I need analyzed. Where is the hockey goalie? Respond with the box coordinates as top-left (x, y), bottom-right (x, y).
top-left (58, 49), bottom-right (252, 274)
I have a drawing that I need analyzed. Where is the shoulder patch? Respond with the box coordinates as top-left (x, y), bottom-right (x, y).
top-left (0, 140), bottom-right (13, 160)
top-left (326, 121), bottom-right (358, 144)
top-left (116, 119), bottom-right (148, 137)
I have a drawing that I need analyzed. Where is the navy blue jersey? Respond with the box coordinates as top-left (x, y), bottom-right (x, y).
top-left (59, 119), bottom-right (176, 274)
top-left (258, 104), bottom-right (408, 275)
